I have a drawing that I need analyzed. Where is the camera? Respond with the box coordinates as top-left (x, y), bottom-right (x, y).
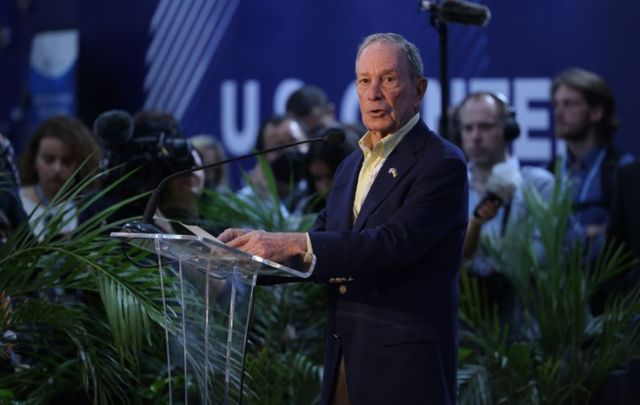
top-left (94, 110), bottom-right (196, 214)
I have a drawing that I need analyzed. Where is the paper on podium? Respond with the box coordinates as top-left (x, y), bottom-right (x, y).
top-left (181, 223), bottom-right (224, 243)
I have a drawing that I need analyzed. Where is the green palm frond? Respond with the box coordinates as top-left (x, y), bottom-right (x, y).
top-left (457, 363), bottom-right (492, 405)
top-left (243, 347), bottom-right (322, 405)
top-left (199, 156), bottom-right (317, 232)
top-left (197, 160), bottom-right (326, 403)
top-left (96, 271), bottom-right (154, 362)
top-left (0, 168), bottom-right (208, 402)
top-left (458, 169), bottom-right (640, 403)
top-left (1, 297), bottom-right (137, 404)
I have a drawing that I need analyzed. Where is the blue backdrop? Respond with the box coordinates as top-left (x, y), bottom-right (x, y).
top-left (1, 0), bottom-right (638, 187)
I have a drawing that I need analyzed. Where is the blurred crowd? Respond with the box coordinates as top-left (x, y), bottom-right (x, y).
top-left (0, 84), bottom-right (361, 242)
top-left (1, 70), bottom-right (638, 312)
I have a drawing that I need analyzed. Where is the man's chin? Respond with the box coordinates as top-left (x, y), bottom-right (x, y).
top-left (556, 131), bottom-right (587, 142)
top-left (471, 158), bottom-right (491, 168)
top-left (467, 151), bottom-right (486, 161)
top-left (364, 120), bottom-right (396, 134)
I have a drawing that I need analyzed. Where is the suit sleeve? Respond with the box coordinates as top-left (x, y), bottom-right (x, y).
top-left (309, 155), bottom-right (468, 283)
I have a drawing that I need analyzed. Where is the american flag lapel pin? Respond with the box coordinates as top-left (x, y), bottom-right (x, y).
top-left (388, 167), bottom-right (397, 178)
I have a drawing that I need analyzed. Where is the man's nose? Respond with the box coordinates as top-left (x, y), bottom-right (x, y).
top-left (467, 127), bottom-right (482, 142)
top-left (366, 80), bottom-right (383, 100)
top-left (50, 160), bottom-right (62, 173)
top-left (553, 106), bottom-right (563, 119)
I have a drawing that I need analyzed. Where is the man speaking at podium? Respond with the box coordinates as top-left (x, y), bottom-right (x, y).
top-left (219, 32), bottom-right (468, 404)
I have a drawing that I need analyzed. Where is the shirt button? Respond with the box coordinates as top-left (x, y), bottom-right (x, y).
top-left (339, 285), bottom-right (348, 295)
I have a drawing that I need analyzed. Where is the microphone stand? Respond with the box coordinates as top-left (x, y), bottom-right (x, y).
top-left (435, 13), bottom-right (450, 140)
top-left (419, 0), bottom-right (491, 142)
top-left (420, 1), bottom-right (450, 140)
top-left (142, 132), bottom-right (345, 224)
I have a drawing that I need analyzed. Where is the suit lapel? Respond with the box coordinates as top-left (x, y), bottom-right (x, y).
top-left (333, 153), bottom-right (363, 230)
top-left (353, 122), bottom-right (427, 231)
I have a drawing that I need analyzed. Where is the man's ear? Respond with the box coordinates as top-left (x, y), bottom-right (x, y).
top-left (589, 105), bottom-right (604, 124)
top-left (414, 77), bottom-right (428, 108)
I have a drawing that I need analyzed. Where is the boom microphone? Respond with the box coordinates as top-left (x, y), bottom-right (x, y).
top-left (141, 129), bottom-right (346, 224)
top-left (421, 0), bottom-right (491, 27)
top-left (93, 109), bottom-right (134, 151)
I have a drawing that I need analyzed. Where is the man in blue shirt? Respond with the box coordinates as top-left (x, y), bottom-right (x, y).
top-left (459, 92), bottom-right (554, 321)
top-left (551, 68), bottom-right (634, 247)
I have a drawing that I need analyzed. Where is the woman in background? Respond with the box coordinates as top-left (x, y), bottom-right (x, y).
top-left (18, 116), bottom-right (101, 240)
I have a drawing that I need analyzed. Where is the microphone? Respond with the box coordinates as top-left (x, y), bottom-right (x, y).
top-left (93, 109), bottom-right (134, 151)
top-left (472, 162), bottom-right (522, 219)
top-left (141, 129), bottom-right (346, 224)
top-left (93, 109), bottom-right (135, 173)
top-left (420, 0), bottom-right (491, 27)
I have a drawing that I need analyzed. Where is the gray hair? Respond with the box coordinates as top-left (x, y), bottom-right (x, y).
top-left (356, 33), bottom-right (424, 80)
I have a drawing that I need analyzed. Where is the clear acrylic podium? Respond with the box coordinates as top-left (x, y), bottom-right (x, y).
top-left (111, 230), bottom-right (315, 404)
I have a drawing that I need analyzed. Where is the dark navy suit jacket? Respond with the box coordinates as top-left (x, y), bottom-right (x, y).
top-left (308, 120), bottom-right (468, 404)
top-left (609, 161), bottom-right (640, 259)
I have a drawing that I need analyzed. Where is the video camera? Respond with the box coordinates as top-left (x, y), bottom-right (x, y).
top-left (93, 110), bottom-right (196, 200)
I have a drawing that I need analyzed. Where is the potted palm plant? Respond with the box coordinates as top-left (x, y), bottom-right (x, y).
top-left (457, 172), bottom-right (640, 404)
top-left (1, 165), bottom-right (256, 403)
top-left (199, 157), bottom-right (326, 404)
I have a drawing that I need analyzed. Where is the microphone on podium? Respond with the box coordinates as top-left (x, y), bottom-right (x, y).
top-left (140, 129), bottom-right (346, 225)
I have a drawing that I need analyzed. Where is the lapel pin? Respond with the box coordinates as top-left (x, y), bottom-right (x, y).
top-left (388, 168), bottom-right (397, 178)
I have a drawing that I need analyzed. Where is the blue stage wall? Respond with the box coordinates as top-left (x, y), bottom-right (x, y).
top-left (1, 1), bottom-right (638, 186)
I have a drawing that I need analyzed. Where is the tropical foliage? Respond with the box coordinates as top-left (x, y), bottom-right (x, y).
top-left (0, 160), bottom-right (326, 404)
top-left (457, 173), bottom-right (640, 404)
top-left (199, 157), bottom-right (325, 404)
top-left (4, 157), bottom-right (638, 404)
top-left (0, 169), bottom-right (178, 403)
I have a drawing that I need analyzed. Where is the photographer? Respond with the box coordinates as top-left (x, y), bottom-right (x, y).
top-left (95, 110), bottom-right (203, 233)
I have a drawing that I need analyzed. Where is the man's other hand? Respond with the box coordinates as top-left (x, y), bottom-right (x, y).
top-left (218, 228), bottom-right (307, 264)
top-left (218, 228), bottom-right (253, 243)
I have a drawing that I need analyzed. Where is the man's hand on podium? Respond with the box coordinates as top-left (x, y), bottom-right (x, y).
top-left (218, 228), bottom-right (307, 264)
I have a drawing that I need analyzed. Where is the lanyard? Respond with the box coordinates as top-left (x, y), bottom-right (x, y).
top-left (562, 149), bottom-right (606, 203)
top-left (35, 183), bottom-right (51, 206)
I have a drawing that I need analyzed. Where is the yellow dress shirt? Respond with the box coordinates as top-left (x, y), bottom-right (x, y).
top-left (353, 113), bottom-right (420, 219)
top-left (306, 113), bottom-right (420, 253)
